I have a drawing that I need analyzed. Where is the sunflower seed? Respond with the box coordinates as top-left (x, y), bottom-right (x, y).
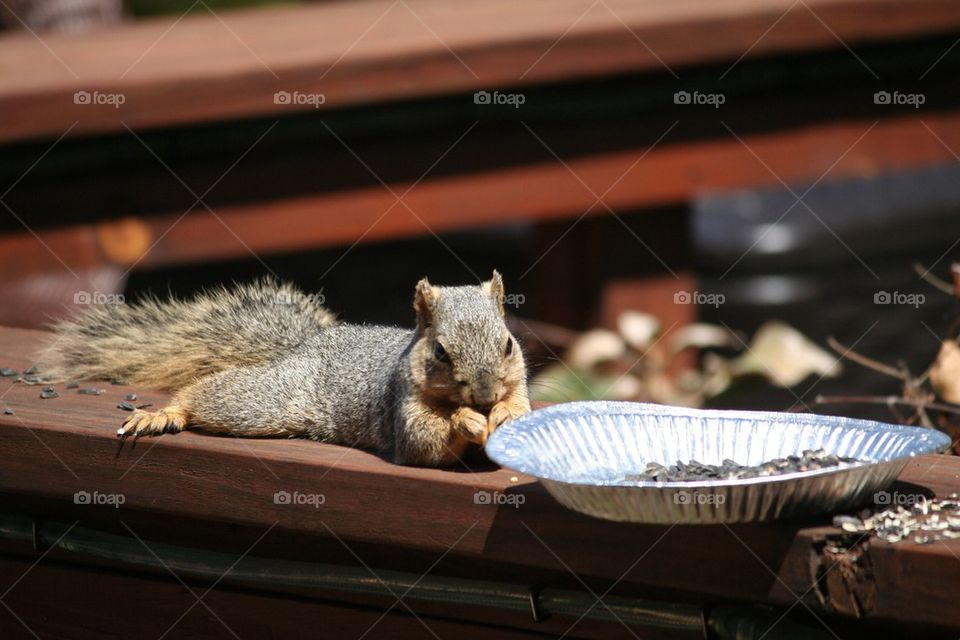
top-left (66, 382), bottom-right (79, 389)
top-left (125, 393), bottom-right (137, 401)
top-left (833, 515), bottom-right (865, 533)
top-left (40, 389), bottom-right (58, 399)
top-left (0, 368), bottom-right (16, 377)
top-left (23, 365), bottom-right (38, 375)
top-left (117, 402), bottom-right (136, 411)
top-left (627, 449), bottom-right (861, 483)
top-left (2, 408), bottom-right (13, 415)
top-left (78, 388), bottom-right (104, 395)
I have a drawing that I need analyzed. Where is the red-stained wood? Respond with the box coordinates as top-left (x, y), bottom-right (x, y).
top-left (0, 325), bottom-right (959, 632)
top-left (0, 554), bottom-right (580, 640)
top-left (1, 0), bottom-right (960, 143)
top-left (4, 112), bottom-right (960, 276)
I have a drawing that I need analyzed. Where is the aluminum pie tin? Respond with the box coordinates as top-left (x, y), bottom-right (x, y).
top-left (485, 401), bottom-right (952, 524)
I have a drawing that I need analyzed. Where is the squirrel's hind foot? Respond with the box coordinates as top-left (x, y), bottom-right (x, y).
top-left (118, 405), bottom-right (188, 438)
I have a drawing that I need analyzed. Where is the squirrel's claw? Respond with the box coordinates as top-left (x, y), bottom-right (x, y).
top-left (117, 406), bottom-right (187, 438)
top-left (118, 411), bottom-right (150, 438)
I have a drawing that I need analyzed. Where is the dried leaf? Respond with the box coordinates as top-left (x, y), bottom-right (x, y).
top-left (730, 321), bottom-right (841, 387)
top-left (668, 323), bottom-right (739, 355)
top-left (566, 329), bottom-right (625, 369)
top-left (617, 311), bottom-right (660, 351)
top-left (930, 340), bottom-right (960, 404)
top-left (699, 353), bottom-right (734, 398)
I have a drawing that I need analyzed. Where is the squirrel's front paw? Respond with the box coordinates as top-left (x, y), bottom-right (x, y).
top-left (452, 406), bottom-right (488, 445)
top-left (488, 397), bottom-right (532, 435)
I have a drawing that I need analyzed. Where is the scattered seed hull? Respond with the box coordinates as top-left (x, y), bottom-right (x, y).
top-left (833, 495), bottom-right (960, 545)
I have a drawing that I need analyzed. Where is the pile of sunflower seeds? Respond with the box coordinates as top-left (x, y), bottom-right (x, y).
top-left (832, 495), bottom-right (960, 545)
top-left (627, 449), bottom-right (861, 483)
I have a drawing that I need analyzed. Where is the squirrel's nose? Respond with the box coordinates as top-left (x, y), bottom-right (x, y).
top-left (468, 377), bottom-right (503, 408)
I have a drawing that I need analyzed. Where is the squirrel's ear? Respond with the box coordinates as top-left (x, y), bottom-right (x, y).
top-left (483, 270), bottom-right (506, 317)
top-left (414, 277), bottom-right (438, 332)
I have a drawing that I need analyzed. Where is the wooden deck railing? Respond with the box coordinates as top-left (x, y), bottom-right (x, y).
top-left (2, 0), bottom-right (960, 143)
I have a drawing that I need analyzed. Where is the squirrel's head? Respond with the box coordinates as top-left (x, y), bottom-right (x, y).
top-left (410, 270), bottom-right (526, 410)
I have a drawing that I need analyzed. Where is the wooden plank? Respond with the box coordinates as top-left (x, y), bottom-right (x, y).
top-left (1, 0), bottom-right (960, 143)
top-left (4, 111), bottom-right (960, 273)
top-left (0, 554), bottom-right (566, 640)
top-left (0, 325), bottom-right (959, 629)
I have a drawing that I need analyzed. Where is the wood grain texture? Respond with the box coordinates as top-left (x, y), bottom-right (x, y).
top-left (0, 325), bottom-right (958, 631)
top-left (1, 0), bottom-right (960, 142)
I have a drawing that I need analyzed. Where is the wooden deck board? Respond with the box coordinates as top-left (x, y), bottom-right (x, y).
top-left (6, 111), bottom-right (960, 274)
top-left (2, 0), bottom-right (960, 142)
top-left (0, 325), bottom-right (959, 630)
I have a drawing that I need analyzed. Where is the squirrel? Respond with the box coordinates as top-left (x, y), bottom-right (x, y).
top-left (38, 272), bottom-right (531, 467)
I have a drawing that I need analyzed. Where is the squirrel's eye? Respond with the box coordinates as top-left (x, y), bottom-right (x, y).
top-left (434, 343), bottom-right (450, 363)
top-left (504, 337), bottom-right (513, 357)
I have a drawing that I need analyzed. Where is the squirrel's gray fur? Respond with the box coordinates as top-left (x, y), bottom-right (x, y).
top-left (39, 273), bottom-right (531, 466)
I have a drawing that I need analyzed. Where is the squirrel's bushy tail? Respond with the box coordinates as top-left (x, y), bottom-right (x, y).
top-left (39, 279), bottom-right (335, 391)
